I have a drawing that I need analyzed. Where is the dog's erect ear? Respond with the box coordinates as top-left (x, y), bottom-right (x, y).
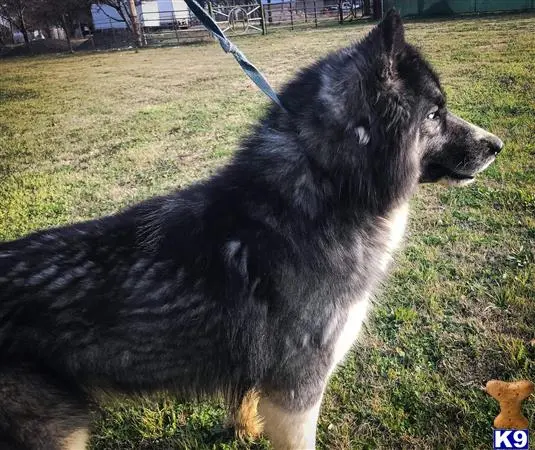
top-left (378, 9), bottom-right (405, 58)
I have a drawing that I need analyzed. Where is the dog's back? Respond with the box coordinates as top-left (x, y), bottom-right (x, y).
top-left (0, 183), bottom-right (258, 389)
top-left (0, 181), bottom-right (270, 448)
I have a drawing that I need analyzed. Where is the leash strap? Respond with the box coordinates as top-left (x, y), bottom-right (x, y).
top-left (184, 0), bottom-right (285, 110)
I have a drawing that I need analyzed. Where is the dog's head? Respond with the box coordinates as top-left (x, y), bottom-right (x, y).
top-left (383, 10), bottom-right (505, 186)
top-left (365, 10), bottom-right (503, 187)
top-left (279, 9), bottom-right (503, 199)
top-left (373, 10), bottom-right (503, 186)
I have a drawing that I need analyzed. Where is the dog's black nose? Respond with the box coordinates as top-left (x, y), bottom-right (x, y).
top-left (483, 136), bottom-right (504, 156)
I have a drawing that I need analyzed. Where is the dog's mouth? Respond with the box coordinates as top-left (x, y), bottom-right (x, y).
top-left (420, 164), bottom-right (475, 185)
top-left (443, 167), bottom-right (475, 181)
top-left (440, 172), bottom-right (475, 186)
top-left (421, 157), bottom-right (496, 186)
top-left (440, 166), bottom-right (475, 186)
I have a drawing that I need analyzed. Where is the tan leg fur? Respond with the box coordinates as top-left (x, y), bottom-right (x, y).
top-left (233, 389), bottom-right (264, 441)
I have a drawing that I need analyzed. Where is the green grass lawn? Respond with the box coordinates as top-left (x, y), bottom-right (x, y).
top-left (1, 13), bottom-right (534, 450)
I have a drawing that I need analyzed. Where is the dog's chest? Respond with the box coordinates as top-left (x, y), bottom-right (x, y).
top-left (378, 202), bottom-right (409, 271)
top-left (329, 203), bottom-right (409, 368)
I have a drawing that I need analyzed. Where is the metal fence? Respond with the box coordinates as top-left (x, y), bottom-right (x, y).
top-left (6, 0), bottom-right (532, 54)
top-left (263, 0), bottom-right (365, 28)
top-left (383, 0), bottom-right (534, 16)
top-left (90, 24), bottom-right (136, 49)
top-left (90, 0), bottom-right (535, 50)
top-left (89, 0), bottom-right (365, 49)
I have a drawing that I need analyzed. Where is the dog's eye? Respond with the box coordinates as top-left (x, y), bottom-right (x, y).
top-left (427, 108), bottom-right (440, 120)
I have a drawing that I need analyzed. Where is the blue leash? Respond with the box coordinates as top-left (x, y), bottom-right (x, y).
top-left (184, 0), bottom-right (285, 110)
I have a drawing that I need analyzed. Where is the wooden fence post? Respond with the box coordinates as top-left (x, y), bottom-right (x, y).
top-left (259, 0), bottom-right (268, 34)
top-left (173, 19), bottom-right (180, 44)
top-left (267, 0), bottom-right (273, 23)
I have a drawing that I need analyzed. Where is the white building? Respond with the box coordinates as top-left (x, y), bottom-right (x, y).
top-left (91, 0), bottom-right (190, 30)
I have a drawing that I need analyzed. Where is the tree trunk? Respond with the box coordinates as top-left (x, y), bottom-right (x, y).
top-left (128, 0), bottom-right (142, 47)
top-left (363, 0), bottom-right (371, 16)
top-left (9, 21), bottom-right (15, 44)
top-left (19, 12), bottom-right (30, 46)
top-left (61, 14), bottom-right (73, 53)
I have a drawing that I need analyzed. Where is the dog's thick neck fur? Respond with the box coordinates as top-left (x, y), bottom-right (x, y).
top-left (231, 17), bottom-right (420, 226)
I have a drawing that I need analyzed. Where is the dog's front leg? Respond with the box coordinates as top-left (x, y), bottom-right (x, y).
top-left (256, 387), bottom-right (325, 450)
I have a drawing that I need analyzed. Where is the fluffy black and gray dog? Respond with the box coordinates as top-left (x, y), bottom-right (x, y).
top-left (0, 11), bottom-right (503, 450)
